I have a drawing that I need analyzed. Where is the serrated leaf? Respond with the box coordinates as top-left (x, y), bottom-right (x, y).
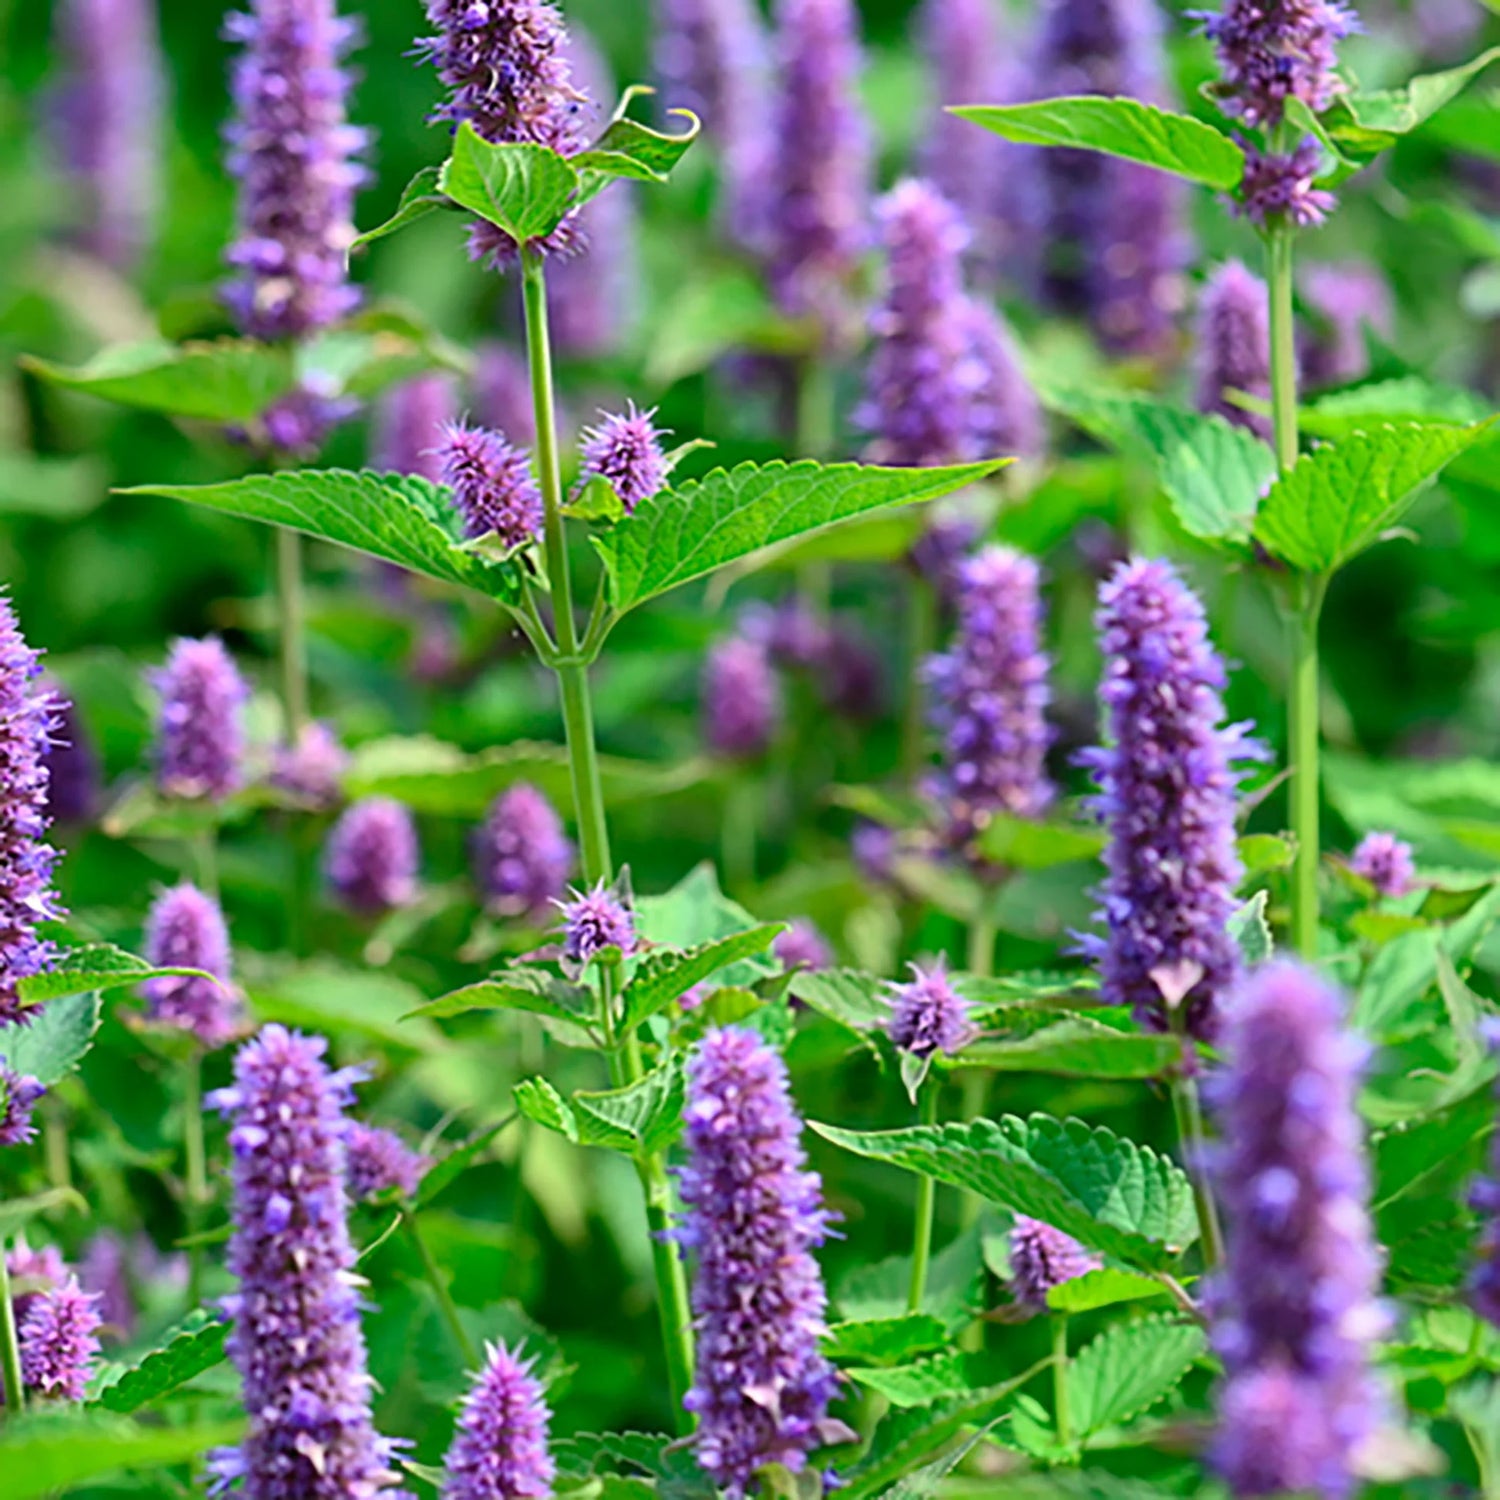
top-left (634, 864), bottom-right (778, 985)
top-left (438, 126), bottom-right (580, 245)
top-left (18, 944), bottom-right (209, 1006)
top-left (92, 1315), bottom-right (228, 1413)
top-left (1228, 890), bottom-right (1273, 967)
top-left (571, 1060), bottom-right (686, 1156)
top-left (119, 469), bottom-right (519, 601)
top-left (0, 991), bottom-right (102, 1085)
top-left (788, 968), bottom-right (888, 1035)
top-left (406, 970), bottom-right (596, 1028)
top-left (952, 96), bottom-right (1244, 188)
top-left (574, 110), bottom-right (701, 195)
top-left (973, 815), bottom-right (1106, 870)
top-left (847, 1351), bottom-right (972, 1407)
top-left (1252, 421), bottom-right (1493, 574)
top-left (515, 1076), bottom-right (580, 1143)
top-left (811, 1116), bottom-right (1198, 1269)
top-left (1303, 377), bottom-right (1493, 435)
top-left (959, 1019), bottom-right (1178, 1079)
top-left (594, 459), bottom-right (1006, 612)
top-left (621, 926), bottom-right (783, 1030)
top-left (21, 339), bottom-right (296, 423)
top-left (1067, 1316), bottom-right (1206, 1439)
top-left (821, 1314), bottom-right (949, 1366)
top-left (1045, 1268), bottom-right (1167, 1314)
top-left (350, 165), bottom-right (452, 253)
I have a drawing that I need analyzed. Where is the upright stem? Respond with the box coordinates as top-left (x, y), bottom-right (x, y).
top-left (405, 1210), bottom-right (478, 1368)
top-left (722, 778), bottom-right (758, 892)
top-left (1266, 229), bottom-right (1298, 475)
top-left (967, 916), bottom-right (995, 980)
top-left (1052, 1316), bottom-right (1072, 1449)
top-left (959, 916), bottom-right (995, 1245)
top-left (1169, 1064), bottom-right (1224, 1269)
top-left (795, 357), bottom-right (836, 460)
top-left (0, 1243), bottom-right (24, 1416)
top-left (902, 576), bottom-right (937, 784)
top-left (639, 1154), bottom-right (696, 1425)
top-left (907, 1083), bottom-right (940, 1313)
top-left (276, 528), bottom-right (309, 740)
top-left (183, 1053), bottom-right (208, 1309)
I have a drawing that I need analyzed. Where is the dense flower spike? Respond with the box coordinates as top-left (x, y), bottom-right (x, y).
top-left (442, 1342), bottom-right (556, 1500)
top-left (51, 0), bottom-right (163, 270)
top-left (0, 600), bottom-right (64, 1025)
top-left (345, 1122), bottom-right (428, 1202)
top-left (1008, 1216), bottom-right (1102, 1309)
top-left (439, 421), bottom-right (545, 550)
top-left (18, 1276), bottom-right (101, 1401)
top-left (765, 0), bottom-right (871, 342)
top-left (1471, 1023), bottom-right (1500, 1327)
top-left (1348, 831), bottom-right (1415, 899)
top-left (210, 1025), bottom-right (405, 1497)
top-left (474, 783), bottom-right (573, 921)
top-left (271, 721), bottom-right (349, 811)
top-left (142, 883), bottom-right (242, 1048)
top-left (679, 1027), bottom-right (839, 1493)
top-left (151, 637), bottom-right (250, 803)
top-left (961, 298), bottom-right (1044, 462)
top-left (374, 374), bottom-right (460, 482)
top-left (887, 959), bottom-right (973, 1057)
top-left (222, 0), bottom-right (365, 340)
top-left (1204, 0), bottom-right (1357, 129)
top-left (774, 920), bottom-right (833, 973)
top-left (559, 882), bottom-right (636, 965)
top-left (7, 1242), bottom-right (66, 1329)
top-left (1079, 558), bottom-right (1261, 1038)
top-left (257, 382), bottom-right (359, 461)
top-left (702, 637), bottom-right (782, 759)
top-left (1195, 260), bottom-right (1273, 440)
top-left (577, 404), bottom-right (669, 515)
top-left (1300, 263), bottom-right (1392, 387)
top-left (0, 1061), bottom-right (45, 1147)
top-left (1236, 138), bottom-right (1336, 229)
top-left (925, 546), bottom-right (1055, 855)
top-left (41, 690), bottom-right (98, 825)
top-left (324, 799), bottom-right (420, 914)
top-left (1210, 961), bottom-right (1387, 1498)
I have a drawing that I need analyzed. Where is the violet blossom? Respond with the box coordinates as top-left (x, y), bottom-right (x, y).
top-left (1008, 1216), bottom-right (1102, 1309)
top-left (441, 1342), bottom-right (556, 1500)
top-left (0, 1061), bottom-right (45, 1148)
top-left (1349, 832), bottom-right (1416, 899)
top-left (473, 783), bottom-right (574, 922)
top-left (374, 373), bottom-right (460, 482)
top-left (887, 958), bottom-right (973, 1058)
top-left (702, 637), bottom-right (782, 760)
top-left (577, 404), bottom-right (669, 515)
top-left (324, 797), bottom-right (420, 914)
top-left (150, 637), bottom-right (250, 804)
top-left (1195, 260), bottom-right (1273, 441)
top-left (142, 882), bottom-right (243, 1048)
top-left (345, 1121), bottom-right (429, 1202)
top-left (18, 1276), bottom-right (101, 1401)
top-left (438, 420), bottom-right (544, 551)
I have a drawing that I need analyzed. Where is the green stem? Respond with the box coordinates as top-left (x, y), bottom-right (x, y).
top-left (795, 357), bottom-right (836, 460)
top-left (405, 1209), bottom-right (478, 1368)
top-left (0, 1243), bottom-right (24, 1416)
top-left (184, 1053), bottom-right (208, 1310)
top-left (1052, 1315), bottom-right (1072, 1450)
top-left (902, 577), bottom-right (937, 784)
top-left (1169, 1065), bottom-right (1224, 1269)
top-left (1288, 581), bottom-right (1326, 959)
top-left (638, 1153), bottom-right (696, 1428)
top-left (722, 778), bottom-right (758, 892)
top-left (276, 528), bottom-right (309, 740)
top-left (967, 916), bottom-right (995, 979)
top-left (1266, 228), bottom-right (1299, 475)
top-left (195, 828), bottom-right (218, 901)
top-left (907, 1083), bottom-right (940, 1314)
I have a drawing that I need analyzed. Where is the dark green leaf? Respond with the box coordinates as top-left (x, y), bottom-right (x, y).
top-left (621, 925), bottom-right (784, 1030)
top-left (416, 1117), bottom-right (515, 1207)
top-left (959, 1019), bottom-right (1178, 1079)
top-left (821, 1314), bottom-right (949, 1366)
top-left (1067, 1315), bottom-right (1207, 1438)
top-left (405, 970), bottom-right (596, 1028)
top-left (92, 1315), bottom-right (228, 1413)
top-left (1374, 1079), bottom-right (1495, 1210)
top-left (250, 964), bottom-right (445, 1052)
top-left (350, 165), bottom-right (453, 253)
top-left (438, 126), bottom-right (580, 245)
top-left (0, 992), bottom-right (102, 1085)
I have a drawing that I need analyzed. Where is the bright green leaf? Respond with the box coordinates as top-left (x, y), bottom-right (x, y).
top-left (973, 815), bottom-right (1105, 871)
top-left (0, 453), bottom-right (106, 519)
top-left (1228, 890), bottom-right (1274, 967)
top-left (251, 964), bottom-right (445, 1053)
top-left (1324, 47), bottom-right (1500, 161)
top-left (634, 864), bottom-right (779, 988)
top-left (1067, 1315), bottom-right (1207, 1438)
top-left (822, 1314), bottom-right (949, 1366)
top-left (846, 1351), bottom-right (972, 1408)
top-left (514, 1077), bottom-right (580, 1143)
top-left (406, 971), bottom-right (596, 1028)
top-left (1045, 1268), bottom-right (1168, 1314)
top-left (571, 1060), bottom-right (687, 1157)
top-left (438, 126), bottom-right (580, 245)
top-left (18, 944), bottom-right (211, 1007)
top-left (92, 1315), bottom-right (228, 1413)
top-left (621, 925), bottom-right (784, 1030)
top-left (959, 1018), bottom-right (1178, 1079)
top-left (0, 992), bottom-right (102, 1086)
top-left (789, 968), bottom-right (889, 1035)
top-left (574, 110), bottom-right (702, 197)
top-left (350, 165), bottom-right (453, 253)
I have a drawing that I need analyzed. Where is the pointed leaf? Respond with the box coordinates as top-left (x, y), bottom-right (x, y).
top-left (952, 97), bottom-right (1244, 188)
top-left (1324, 47), bottom-right (1500, 161)
top-left (621, 925), bottom-right (784, 1030)
top-left (1067, 1315), bottom-right (1207, 1438)
top-left (406, 971), bottom-right (596, 1028)
top-left (571, 1060), bottom-right (687, 1156)
top-left (438, 126), bottom-right (580, 244)
top-left (92, 1315), bottom-right (228, 1413)
top-left (1044, 1268), bottom-right (1168, 1314)
top-left (973, 815), bottom-right (1106, 870)
top-left (350, 165), bottom-right (453, 253)
top-left (959, 1019), bottom-right (1178, 1079)
top-left (822, 1314), bottom-right (950, 1366)
top-left (574, 110), bottom-right (702, 194)
top-left (0, 992), bottom-right (102, 1086)
top-left (514, 1077), bottom-right (581, 1143)
top-left (18, 944), bottom-right (210, 1006)
top-left (415, 1117), bottom-right (515, 1207)
top-left (789, 968), bottom-right (889, 1035)
top-left (594, 459), bottom-right (1007, 612)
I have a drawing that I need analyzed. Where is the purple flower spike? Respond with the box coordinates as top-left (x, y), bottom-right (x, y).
top-left (702, 638), bottom-right (782, 760)
top-left (52, 0), bottom-right (164, 270)
top-left (222, 0), bottom-right (366, 341)
top-left (0, 1062), bottom-right (45, 1147)
top-left (962, 298), bottom-right (1044, 461)
top-left (151, 637), bottom-right (250, 804)
top-left (41, 690), bottom-right (99, 826)
top-left (324, 798), bottom-right (420, 914)
top-left (766, 0), bottom-right (871, 344)
top-left (925, 546), bottom-right (1055, 856)
top-left (774, 920), bottom-right (833, 973)
top-left (345, 1121), bottom-right (429, 1202)
top-left (1079, 558), bottom-right (1263, 1039)
top-left (474, 783), bottom-right (573, 922)
top-left (679, 1027), bottom-right (839, 1494)
top-left (559, 882), bottom-right (636, 965)
top-left (1471, 1026), bottom-right (1500, 1327)
top-left (19, 1276), bottom-right (100, 1401)
top-left (1210, 960), bottom-right (1387, 1499)
top-left (1235, 138), bottom-right (1336, 229)
top-left (1008, 1216), bottom-right (1101, 1309)
top-left (210, 1025), bottom-right (406, 1497)
top-left (1349, 832), bottom-right (1415, 899)
top-left (578, 404), bottom-right (669, 514)
top-left (271, 721), bottom-right (349, 811)
top-left (142, 883), bottom-right (242, 1049)
top-left (257, 382), bottom-right (360, 461)
top-left (442, 1342), bottom-right (556, 1500)
top-left (888, 958), bottom-right (973, 1058)
top-left (1203, 0), bottom-right (1358, 130)
top-left (1300, 263), bottom-right (1392, 387)
top-left (374, 373), bottom-right (460, 483)
top-left (0, 600), bottom-right (65, 1026)
top-left (438, 420), bottom-right (544, 550)
top-left (7, 1242), bottom-right (67, 1333)
top-left (1195, 260), bottom-right (1272, 441)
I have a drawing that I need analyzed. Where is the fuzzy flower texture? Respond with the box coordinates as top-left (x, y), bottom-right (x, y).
top-left (152, 637), bottom-right (250, 803)
top-left (578, 405), bottom-right (668, 515)
top-left (0, 1060), bottom-right (45, 1148)
top-left (345, 1122), bottom-right (429, 1203)
top-left (887, 959), bottom-right (973, 1058)
top-left (439, 420), bottom-right (544, 552)
top-left (1349, 831), bottom-right (1415, 899)
top-left (679, 1028), bottom-right (839, 1494)
top-left (474, 783), bottom-right (573, 922)
top-left (19, 1276), bottom-right (101, 1401)
top-left (703, 637), bottom-right (781, 760)
top-left (143, 882), bottom-right (243, 1048)
top-left (325, 798), bottom-right (420, 914)
top-left (559, 882), bottom-right (636, 966)
top-left (1009, 1216), bottom-right (1101, 1310)
top-left (442, 1343), bottom-right (556, 1500)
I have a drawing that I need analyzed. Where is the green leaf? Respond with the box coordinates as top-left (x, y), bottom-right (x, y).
top-left (952, 97), bottom-right (1244, 188)
top-left (1302, 377), bottom-right (1493, 436)
top-left (821, 1314), bottom-right (949, 1366)
top-left (571, 1060), bottom-right (687, 1157)
top-left (1228, 890), bottom-right (1274, 967)
top-left (18, 944), bottom-right (211, 1007)
top-left (0, 1412), bottom-right (243, 1500)
top-left (0, 453), bottom-right (106, 519)
top-left (1045, 1268), bottom-right (1168, 1314)
top-left (635, 864), bottom-right (780, 988)
top-left (92, 1315), bottom-right (228, 1413)
top-left (0, 1188), bottom-right (87, 1242)
top-left (21, 339), bottom-right (296, 423)
top-left (1373, 1079), bottom-right (1495, 1210)
top-left (846, 1351), bottom-right (973, 1408)
top-left (415, 1117), bottom-right (515, 1207)
top-left (812, 1116), bottom-right (1198, 1269)
top-left (251, 964), bottom-right (446, 1053)
top-left (573, 110), bottom-right (702, 195)
top-left (621, 925), bottom-right (784, 1030)
top-left (0, 992), bottom-right (102, 1086)
top-left (438, 126), bottom-right (580, 245)
top-left (515, 1076), bottom-right (580, 1143)
top-left (594, 459), bottom-right (1006, 612)
top-left (1067, 1315), bottom-right (1207, 1439)
top-left (959, 1018), bottom-right (1178, 1079)
top-left (972, 815), bottom-right (1105, 871)
top-left (1252, 421), bottom-right (1494, 574)
top-left (789, 968), bottom-right (889, 1035)
top-left (1323, 47), bottom-right (1500, 161)
top-left (406, 971), bottom-right (596, 1028)
top-left (119, 469), bottom-right (520, 602)
top-left (1238, 832), bottom-right (1296, 875)
top-left (350, 165), bottom-right (453, 253)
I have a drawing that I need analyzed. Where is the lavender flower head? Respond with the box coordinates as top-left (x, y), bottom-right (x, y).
top-left (1300, 262), bottom-right (1392, 387)
top-left (438, 420), bottom-right (544, 551)
top-left (774, 920), bottom-right (833, 973)
top-left (324, 798), bottom-right (420, 914)
top-left (51, 0), bottom-right (164, 270)
top-left (0, 1061), bottom-right (45, 1147)
top-left (41, 689), bottom-right (99, 826)
top-left (577, 404), bottom-right (668, 515)
top-left (271, 721), bottom-right (349, 811)
top-left (256, 382), bottom-right (360, 462)
top-left (7, 1242), bottom-right (67, 1329)
top-left (558, 882), bottom-right (636, 965)
top-left (1008, 1216), bottom-right (1102, 1309)
top-left (1195, 260), bottom-right (1272, 441)
top-left (474, 783), bottom-right (573, 921)
top-left (1470, 1021), bottom-right (1500, 1328)
top-left (925, 546), bottom-right (1055, 856)
top-left (1348, 832), bottom-right (1415, 900)
top-left (741, 597), bottom-right (829, 671)
top-left (442, 1342), bottom-right (556, 1500)
top-left (0, 599), bottom-right (65, 1025)
top-left (345, 1122), bottom-right (428, 1202)
top-left (1236, 138), bottom-right (1336, 229)
top-left (1204, 0), bottom-right (1358, 130)
top-left (151, 637), bottom-right (250, 803)
top-left (679, 1027), bottom-right (839, 1493)
top-left (851, 821), bottom-right (898, 886)
top-left (374, 373), bottom-right (460, 482)
top-left (961, 297), bottom-right (1044, 461)
top-left (142, 882), bottom-right (243, 1048)
top-left (765, 0), bottom-right (871, 344)
top-left (887, 959), bottom-right (974, 1058)
top-left (1079, 558), bottom-right (1262, 1039)
top-left (702, 637), bottom-right (782, 760)
top-left (1209, 960), bottom-right (1387, 1498)
top-left (209, 1024), bottom-right (406, 1498)
top-left (222, 0), bottom-right (366, 340)
top-left (19, 1276), bottom-right (101, 1401)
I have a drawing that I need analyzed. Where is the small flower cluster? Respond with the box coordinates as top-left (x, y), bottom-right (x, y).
top-left (577, 405), bottom-right (669, 515)
top-left (1008, 1217), bottom-right (1101, 1309)
top-left (442, 1343), bottom-right (556, 1500)
top-left (559, 883), bottom-right (636, 965)
top-left (151, 637), bottom-right (250, 803)
top-left (887, 959), bottom-right (973, 1058)
top-left (324, 798), bottom-right (420, 915)
top-left (474, 783), bottom-right (574, 922)
top-left (0, 1060), bottom-right (45, 1147)
top-left (1349, 831), bottom-right (1416, 899)
top-left (19, 1277), bottom-right (101, 1401)
top-left (702, 636), bottom-right (782, 760)
top-left (1195, 260), bottom-right (1272, 441)
top-left (142, 883), bottom-right (243, 1048)
top-left (345, 1121), bottom-right (429, 1202)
